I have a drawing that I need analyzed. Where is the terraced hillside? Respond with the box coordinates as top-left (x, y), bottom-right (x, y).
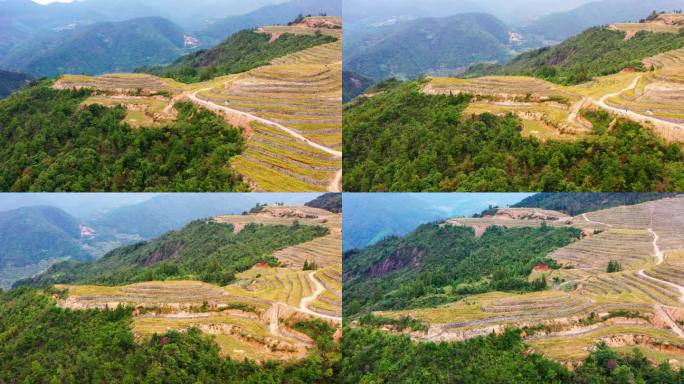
top-left (51, 16), bottom-right (342, 192)
top-left (370, 196), bottom-right (684, 367)
top-left (56, 204), bottom-right (341, 363)
top-left (424, 41), bottom-right (684, 144)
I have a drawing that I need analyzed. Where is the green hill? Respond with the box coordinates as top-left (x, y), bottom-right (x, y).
top-left (0, 17), bottom-right (188, 77)
top-left (342, 81), bottom-right (684, 192)
top-left (0, 70), bottom-right (32, 98)
top-left (19, 219), bottom-right (328, 287)
top-left (140, 29), bottom-right (336, 83)
top-left (344, 13), bottom-right (514, 81)
top-left (513, 192), bottom-right (681, 215)
top-left (344, 222), bottom-right (580, 314)
top-left (0, 206), bottom-right (91, 269)
top-left (0, 82), bottom-right (246, 192)
top-left (305, 193), bottom-right (342, 213)
top-left (466, 26), bottom-right (684, 84)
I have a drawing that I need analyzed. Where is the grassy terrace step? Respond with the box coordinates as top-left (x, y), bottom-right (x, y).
top-left (426, 76), bottom-right (580, 100)
top-left (272, 41), bottom-right (342, 65)
top-left (551, 230), bottom-right (653, 271)
top-left (528, 324), bottom-right (682, 361)
top-left (274, 232), bottom-right (342, 268)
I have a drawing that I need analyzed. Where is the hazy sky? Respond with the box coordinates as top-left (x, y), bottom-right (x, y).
top-left (32, 0), bottom-right (74, 3)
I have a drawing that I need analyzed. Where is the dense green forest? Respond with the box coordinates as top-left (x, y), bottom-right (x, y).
top-left (0, 83), bottom-right (247, 192)
top-left (0, 206), bottom-right (91, 269)
top-left (0, 288), bottom-right (339, 383)
top-left (513, 192), bottom-right (680, 216)
top-left (465, 27), bottom-right (684, 84)
top-left (342, 327), bottom-right (684, 383)
top-left (342, 82), bottom-right (684, 192)
top-left (140, 30), bottom-right (336, 83)
top-left (343, 223), bottom-right (580, 314)
top-left (18, 220), bottom-right (328, 287)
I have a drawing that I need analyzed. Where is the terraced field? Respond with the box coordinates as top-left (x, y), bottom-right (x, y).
top-left (424, 42), bottom-right (684, 143)
top-left (57, 205), bottom-right (342, 362)
top-left (423, 76), bottom-right (592, 140)
top-left (376, 197), bottom-right (684, 366)
top-left (51, 17), bottom-right (342, 192)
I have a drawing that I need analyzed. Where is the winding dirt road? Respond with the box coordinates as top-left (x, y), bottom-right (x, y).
top-left (299, 271), bottom-right (342, 322)
top-left (582, 213), bottom-right (613, 227)
top-left (189, 89), bottom-right (342, 158)
top-left (593, 75), bottom-right (684, 132)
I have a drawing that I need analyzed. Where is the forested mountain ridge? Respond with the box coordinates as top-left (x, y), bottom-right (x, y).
top-left (140, 29), bottom-right (336, 83)
top-left (0, 206), bottom-right (92, 269)
top-left (465, 26), bottom-right (684, 84)
top-left (344, 13), bottom-right (515, 81)
top-left (343, 222), bottom-right (580, 314)
top-left (0, 17), bottom-right (190, 77)
top-left (513, 192), bottom-right (681, 215)
top-left (18, 218), bottom-right (328, 287)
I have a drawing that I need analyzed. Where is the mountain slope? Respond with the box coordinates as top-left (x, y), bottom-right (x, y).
top-left (305, 193), bottom-right (342, 213)
top-left (0, 70), bottom-right (32, 98)
top-left (513, 192), bottom-right (680, 215)
top-left (0, 206), bottom-right (91, 268)
top-left (141, 29), bottom-right (336, 83)
top-left (0, 17), bottom-right (189, 77)
top-left (344, 13), bottom-right (514, 81)
top-left (19, 219), bottom-right (328, 287)
top-left (342, 71), bottom-right (374, 102)
top-left (467, 26), bottom-right (684, 84)
top-left (343, 223), bottom-right (580, 313)
top-left (200, 0), bottom-right (342, 41)
top-left (521, 0), bottom-right (684, 42)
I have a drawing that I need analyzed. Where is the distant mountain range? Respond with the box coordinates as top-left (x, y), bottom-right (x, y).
top-left (520, 0), bottom-right (684, 43)
top-left (0, 0), bottom-right (340, 77)
top-left (343, 193), bottom-right (531, 251)
top-left (344, 13), bottom-right (515, 81)
top-left (0, 206), bottom-right (92, 269)
top-left (1, 17), bottom-right (188, 77)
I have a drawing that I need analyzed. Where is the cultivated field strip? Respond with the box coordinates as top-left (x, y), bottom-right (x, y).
top-left (55, 74), bottom-right (182, 95)
top-left (198, 61), bottom-right (342, 191)
top-left (584, 196), bottom-right (684, 249)
top-left (551, 230), bottom-right (653, 271)
top-left (425, 76), bottom-right (580, 101)
top-left (273, 230), bottom-right (341, 268)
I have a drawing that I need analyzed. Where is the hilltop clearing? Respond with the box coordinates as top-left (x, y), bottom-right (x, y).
top-left (611, 12), bottom-right (684, 40)
top-left (347, 196), bottom-right (684, 367)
